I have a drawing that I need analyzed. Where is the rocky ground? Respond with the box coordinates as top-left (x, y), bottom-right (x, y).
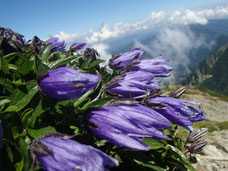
top-left (178, 86), bottom-right (228, 171)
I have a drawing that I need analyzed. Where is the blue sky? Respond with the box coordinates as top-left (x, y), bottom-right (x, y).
top-left (1, 0), bottom-right (227, 40)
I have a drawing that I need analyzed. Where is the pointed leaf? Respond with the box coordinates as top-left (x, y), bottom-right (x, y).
top-left (143, 138), bottom-right (165, 149)
top-left (81, 58), bottom-right (92, 69)
top-left (49, 56), bottom-right (76, 69)
top-left (0, 77), bottom-right (14, 90)
top-left (166, 145), bottom-right (195, 171)
top-left (7, 81), bottom-right (38, 112)
top-left (27, 126), bottom-right (56, 139)
top-left (28, 100), bottom-right (46, 128)
top-left (34, 55), bottom-right (50, 75)
top-left (134, 160), bottom-right (166, 171)
top-left (89, 59), bottom-right (105, 68)
top-left (73, 89), bottom-right (94, 107)
top-left (39, 44), bottom-right (52, 63)
top-left (86, 97), bottom-right (112, 108)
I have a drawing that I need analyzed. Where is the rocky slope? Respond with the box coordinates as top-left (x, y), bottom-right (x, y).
top-left (165, 85), bottom-right (228, 171)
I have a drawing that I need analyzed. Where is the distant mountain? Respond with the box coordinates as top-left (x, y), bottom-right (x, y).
top-left (188, 19), bottom-right (228, 66)
top-left (105, 19), bottom-right (228, 83)
top-left (183, 44), bottom-right (228, 95)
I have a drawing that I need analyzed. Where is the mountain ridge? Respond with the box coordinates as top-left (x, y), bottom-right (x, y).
top-left (183, 43), bottom-right (228, 95)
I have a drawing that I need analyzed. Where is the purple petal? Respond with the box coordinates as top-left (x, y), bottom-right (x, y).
top-left (36, 137), bottom-right (118, 171)
top-left (107, 80), bottom-right (149, 98)
top-left (149, 96), bottom-right (207, 122)
top-left (118, 104), bottom-right (171, 128)
top-left (87, 105), bottom-right (169, 150)
top-left (70, 42), bottom-right (86, 52)
top-left (154, 106), bottom-right (194, 131)
top-left (39, 67), bottom-right (100, 100)
top-left (148, 96), bottom-right (207, 130)
top-left (109, 48), bottom-right (145, 70)
top-left (130, 60), bottom-right (173, 75)
top-left (47, 37), bottom-right (66, 53)
top-left (123, 71), bottom-right (155, 83)
top-left (90, 127), bottom-right (150, 151)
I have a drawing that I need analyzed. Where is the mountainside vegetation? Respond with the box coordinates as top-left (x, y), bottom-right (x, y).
top-left (183, 44), bottom-right (228, 95)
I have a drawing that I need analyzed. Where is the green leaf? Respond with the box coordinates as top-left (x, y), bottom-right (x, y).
top-left (2, 52), bottom-right (17, 60)
top-left (85, 97), bottom-right (112, 109)
top-left (17, 61), bottom-right (33, 75)
top-left (49, 56), bottom-right (76, 69)
top-left (34, 55), bottom-right (50, 75)
top-left (5, 145), bottom-right (14, 162)
top-left (134, 160), bottom-right (166, 171)
top-left (48, 51), bottom-right (65, 61)
top-left (88, 59), bottom-right (105, 68)
top-left (27, 126), bottom-right (56, 139)
top-left (1, 59), bottom-right (10, 74)
top-left (0, 77), bottom-right (14, 90)
top-left (16, 159), bottom-right (24, 171)
top-left (21, 108), bottom-right (34, 127)
top-left (18, 137), bottom-right (30, 171)
top-left (3, 106), bottom-right (19, 112)
top-left (28, 100), bottom-right (45, 128)
top-left (143, 138), bottom-right (165, 149)
top-left (0, 97), bottom-right (11, 111)
top-left (8, 64), bottom-right (18, 71)
top-left (6, 82), bottom-right (38, 112)
top-left (81, 58), bottom-right (92, 69)
top-left (73, 89), bottom-right (94, 107)
top-left (12, 127), bottom-right (27, 139)
top-left (166, 145), bottom-right (195, 171)
top-left (11, 79), bottom-right (26, 86)
top-left (39, 44), bottom-right (52, 63)
top-left (70, 125), bottom-right (80, 134)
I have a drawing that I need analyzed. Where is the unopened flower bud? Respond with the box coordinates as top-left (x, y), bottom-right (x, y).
top-left (38, 67), bottom-right (100, 100)
top-left (169, 87), bottom-right (187, 98)
top-left (186, 128), bottom-right (208, 143)
top-left (70, 42), bottom-right (86, 52)
top-left (30, 132), bottom-right (118, 171)
top-left (187, 140), bottom-right (208, 154)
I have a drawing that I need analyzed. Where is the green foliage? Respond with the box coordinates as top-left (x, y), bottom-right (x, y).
top-left (194, 87), bottom-right (228, 102)
top-left (184, 44), bottom-right (228, 96)
top-left (193, 120), bottom-right (228, 132)
top-left (0, 42), bottom-right (198, 171)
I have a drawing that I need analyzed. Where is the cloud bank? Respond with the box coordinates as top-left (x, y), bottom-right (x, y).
top-left (56, 5), bottom-right (228, 83)
top-left (56, 5), bottom-right (228, 44)
top-left (132, 27), bottom-right (216, 83)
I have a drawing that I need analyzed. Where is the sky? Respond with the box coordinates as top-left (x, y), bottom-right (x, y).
top-left (2, 0), bottom-right (228, 83)
top-left (1, 0), bottom-right (228, 40)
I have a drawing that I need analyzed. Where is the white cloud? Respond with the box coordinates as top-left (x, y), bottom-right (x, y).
top-left (54, 5), bottom-right (226, 84)
top-left (91, 43), bottom-right (112, 66)
top-left (55, 31), bottom-right (88, 45)
top-left (56, 5), bottom-right (228, 45)
top-left (132, 26), bottom-right (216, 83)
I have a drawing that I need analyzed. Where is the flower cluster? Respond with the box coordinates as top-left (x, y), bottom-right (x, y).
top-left (147, 96), bottom-right (207, 131)
top-left (0, 26), bottom-right (208, 171)
top-left (87, 104), bottom-right (171, 151)
top-left (47, 37), bottom-right (66, 53)
top-left (0, 27), bottom-right (25, 54)
top-left (107, 51), bottom-right (172, 99)
top-left (86, 48), bottom-right (207, 151)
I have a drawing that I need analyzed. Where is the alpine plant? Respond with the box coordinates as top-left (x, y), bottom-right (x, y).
top-left (0, 28), bottom-right (209, 171)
